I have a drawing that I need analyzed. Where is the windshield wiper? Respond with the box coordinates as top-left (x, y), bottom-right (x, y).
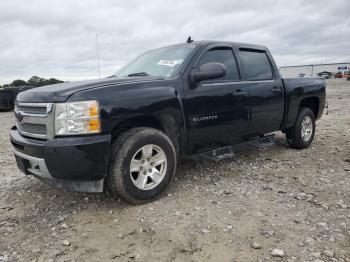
top-left (127, 72), bottom-right (150, 77)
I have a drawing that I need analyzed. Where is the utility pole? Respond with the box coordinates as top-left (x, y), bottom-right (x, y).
top-left (96, 33), bottom-right (101, 79)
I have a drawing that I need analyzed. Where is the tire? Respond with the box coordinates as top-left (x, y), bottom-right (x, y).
top-left (107, 128), bottom-right (177, 204)
top-left (286, 107), bottom-right (316, 149)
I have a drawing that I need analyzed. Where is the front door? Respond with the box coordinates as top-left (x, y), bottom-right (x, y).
top-left (183, 46), bottom-right (251, 151)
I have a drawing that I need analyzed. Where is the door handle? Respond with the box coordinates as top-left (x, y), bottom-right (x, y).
top-left (271, 87), bottom-right (282, 93)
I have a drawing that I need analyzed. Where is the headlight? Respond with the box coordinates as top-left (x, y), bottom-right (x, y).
top-left (55, 100), bottom-right (101, 136)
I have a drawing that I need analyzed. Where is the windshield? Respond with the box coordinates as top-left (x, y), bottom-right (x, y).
top-left (114, 44), bottom-right (196, 78)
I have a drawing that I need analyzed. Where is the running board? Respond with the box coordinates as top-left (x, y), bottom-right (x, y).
top-left (248, 134), bottom-right (275, 148)
top-left (193, 134), bottom-right (276, 161)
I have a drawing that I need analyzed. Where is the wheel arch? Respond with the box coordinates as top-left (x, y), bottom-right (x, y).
top-left (299, 96), bottom-right (320, 119)
top-left (111, 114), bottom-right (181, 154)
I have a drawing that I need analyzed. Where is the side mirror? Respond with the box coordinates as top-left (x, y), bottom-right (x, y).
top-left (190, 62), bottom-right (226, 84)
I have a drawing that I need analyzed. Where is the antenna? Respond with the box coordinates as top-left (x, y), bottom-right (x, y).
top-left (187, 36), bottom-right (193, 43)
top-left (96, 33), bottom-right (101, 79)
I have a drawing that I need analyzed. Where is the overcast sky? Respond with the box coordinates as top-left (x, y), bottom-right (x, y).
top-left (0, 0), bottom-right (349, 84)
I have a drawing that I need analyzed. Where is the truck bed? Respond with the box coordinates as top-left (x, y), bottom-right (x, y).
top-left (282, 77), bottom-right (326, 130)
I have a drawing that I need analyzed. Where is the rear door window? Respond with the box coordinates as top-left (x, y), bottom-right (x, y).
top-left (239, 50), bottom-right (273, 81)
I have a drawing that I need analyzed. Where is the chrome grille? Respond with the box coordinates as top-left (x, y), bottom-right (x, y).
top-left (15, 102), bottom-right (53, 139)
top-left (16, 105), bottom-right (47, 115)
top-left (17, 123), bottom-right (47, 135)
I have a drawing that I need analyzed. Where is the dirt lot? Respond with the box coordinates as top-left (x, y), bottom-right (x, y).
top-left (0, 79), bottom-right (349, 262)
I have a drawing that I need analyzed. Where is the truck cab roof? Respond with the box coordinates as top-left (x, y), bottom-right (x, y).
top-left (175, 40), bottom-right (268, 51)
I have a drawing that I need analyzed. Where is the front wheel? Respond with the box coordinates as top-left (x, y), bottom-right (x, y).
top-left (107, 128), bottom-right (177, 204)
top-left (286, 107), bottom-right (316, 149)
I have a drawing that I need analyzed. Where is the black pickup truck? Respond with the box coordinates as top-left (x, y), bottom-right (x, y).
top-left (11, 40), bottom-right (326, 204)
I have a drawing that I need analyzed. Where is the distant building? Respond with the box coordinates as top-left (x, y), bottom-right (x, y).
top-left (279, 62), bottom-right (350, 78)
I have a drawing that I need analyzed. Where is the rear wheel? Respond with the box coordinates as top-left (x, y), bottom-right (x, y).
top-left (286, 107), bottom-right (315, 149)
top-left (107, 128), bottom-right (176, 204)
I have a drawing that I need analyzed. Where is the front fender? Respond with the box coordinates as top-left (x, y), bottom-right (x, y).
top-left (68, 81), bottom-right (186, 152)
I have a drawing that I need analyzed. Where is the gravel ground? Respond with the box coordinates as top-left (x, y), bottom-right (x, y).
top-left (0, 79), bottom-right (349, 262)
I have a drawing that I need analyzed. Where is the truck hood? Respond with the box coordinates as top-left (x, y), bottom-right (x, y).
top-left (16, 76), bottom-right (164, 103)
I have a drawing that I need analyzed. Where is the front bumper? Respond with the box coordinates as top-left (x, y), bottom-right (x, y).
top-left (10, 127), bottom-right (111, 192)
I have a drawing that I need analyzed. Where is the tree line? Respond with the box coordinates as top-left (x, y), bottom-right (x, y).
top-left (0, 76), bottom-right (64, 89)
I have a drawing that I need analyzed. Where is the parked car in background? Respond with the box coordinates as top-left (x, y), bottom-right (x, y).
top-left (335, 72), bottom-right (343, 78)
top-left (11, 40), bottom-right (326, 204)
top-left (318, 71), bottom-right (332, 79)
top-left (0, 86), bottom-right (34, 110)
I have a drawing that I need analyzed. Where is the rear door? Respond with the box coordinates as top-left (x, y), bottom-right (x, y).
top-left (237, 49), bottom-right (284, 135)
top-left (183, 46), bottom-right (251, 151)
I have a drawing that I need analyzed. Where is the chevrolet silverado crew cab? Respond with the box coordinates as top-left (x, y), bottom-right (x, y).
top-left (11, 40), bottom-right (326, 204)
